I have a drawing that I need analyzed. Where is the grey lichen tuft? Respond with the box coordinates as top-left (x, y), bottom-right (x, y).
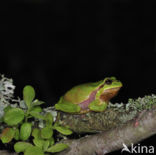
top-left (108, 94), bottom-right (156, 112)
top-left (127, 94), bottom-right (156, 111)
top-left (0, 75), bottom-right (15, 102)
top-left (43, 106), bottom-right (58, 121)
top-left (107, 95), bottom-right (156, 123)
top-left (0, 75), bottom-right (15, 118)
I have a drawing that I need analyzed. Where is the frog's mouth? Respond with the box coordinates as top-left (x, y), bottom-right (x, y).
top-left (100, 87), bottom-right (121, 102)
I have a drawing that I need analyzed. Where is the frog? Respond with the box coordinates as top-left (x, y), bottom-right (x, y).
top-left (55, 77), bottom-right (122, 114)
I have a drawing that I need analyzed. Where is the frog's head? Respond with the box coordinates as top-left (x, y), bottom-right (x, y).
top-left (97, 77), bottom-right (122, 102)
top-left (103, 77), bottom-right (122, 89)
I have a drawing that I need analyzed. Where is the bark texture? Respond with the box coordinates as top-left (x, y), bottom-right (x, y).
top-left (57, 105), bottom-right (156, 155)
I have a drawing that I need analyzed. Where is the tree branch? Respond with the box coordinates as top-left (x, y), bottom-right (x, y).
top-left (56, 95), bottom-right (156, 133)
top-left (55, 95), bottom-right (156, 154)
top-left (1, 94), bottom-right (156, 154)
top-left (57, 104), bottom-right (156, 155)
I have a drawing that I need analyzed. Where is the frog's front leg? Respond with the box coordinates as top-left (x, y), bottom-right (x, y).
top-left (89, 100), bottom-right (107, 112)
top-left (55, 97), bottom-right (81, 113)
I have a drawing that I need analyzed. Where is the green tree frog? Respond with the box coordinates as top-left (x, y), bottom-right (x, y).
top-left (55, 77), bottom-right (122, 114)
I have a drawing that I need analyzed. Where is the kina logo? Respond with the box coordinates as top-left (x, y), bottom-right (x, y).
top-left (121, 143), bottom-right (154, 154)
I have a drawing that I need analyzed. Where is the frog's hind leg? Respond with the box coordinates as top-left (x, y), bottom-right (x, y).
top-left (55, 98), bottom-right (81, 113)
top-left (89, 100), bottom-right (107, 112)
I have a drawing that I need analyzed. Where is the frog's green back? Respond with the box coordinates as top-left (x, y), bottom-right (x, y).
top-left (63, 80), bottom-right (103, 104)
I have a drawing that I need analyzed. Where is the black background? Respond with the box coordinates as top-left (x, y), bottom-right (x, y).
top-left (0, 1), bottom-right (155, 154)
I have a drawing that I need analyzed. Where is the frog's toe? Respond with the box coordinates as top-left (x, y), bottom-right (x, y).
top-left (89, 100), bottom-right (107, 112)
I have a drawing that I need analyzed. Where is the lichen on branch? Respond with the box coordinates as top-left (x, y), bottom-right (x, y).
top-left (57, 99), bottom-right (156, 155)
top-left (0, 75), bottom-right (15, 120)
top-left (56, 95), bottom-right (156, 133)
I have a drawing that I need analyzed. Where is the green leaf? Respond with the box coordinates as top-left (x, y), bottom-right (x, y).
top-left (30, 106), bottom-right (42, 113)
top-left (0, 128), bottom-right (15, 143)
top-left (45, 113), bottom-right (53, 127)
top-left (43, 140), bottom-right (50, 151)
top-left (33, 138), bottom-right (44, 148)
top-left (54, 125), bottom-right (72, 135)
top-left (4, 108), bottom-right (25, 126)
top-left (14, 128), bottom-right (20, 140)
top-left (33, 139), bottom-right (50, 151)
top-left (4, 105), bottom-right (12, 113)
top-left (41, 127), bottom-right (53, 139)
top-left (20, 122), bottom-right (32, 141)
top-left (23, 85), bottom-right (35, 109)
top-left (24, 146), bottom-right (44, 155)
top-left (46, 143), bottom-right (69, 153)
top-left (14, 142), bottom-right (33, 153)
top-left (49, 137), bottom-right (55, 146)
top-left (32, 128), bottom-right (40, 139)
top-left (32, 99), bottom-right (45, 106)
top-left (30, 111), bottom-right (45, 120)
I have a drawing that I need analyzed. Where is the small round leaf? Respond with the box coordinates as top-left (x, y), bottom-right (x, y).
top-left (0, 128), bottom-right (15, 143)
top-left (23, 85), bottom-right (35, 109)
top-left (32, 128), bottom-right (40, 139)
top-left (54, 125), bottom-right (72, 135)
top-left (20, 122), bottom-right (32, 141)
top-left (14, 142), bottom-right (33, 153)
top-left (24, 146), bottom-right (44, 155)
top-left (32, 99), bottom-right (45, 106)
top-left (30, 106), bottom-right (42, 113)
top-left (45, 113), bottom-right (53, 127)
top-left (41, 127), bottom-right (53, 139)
top-left (46, 143), bottom-right (69, 153)
top-left (30, 111), bottom-right (45, 120)
top-left (33, 138), bottom-right (44, 148)
top-left (49, 137), bottom-right (55, 146)
top-left (4, 108), bottom-right (25, 126)
top-left (43, 140), bottom-right (50, 151)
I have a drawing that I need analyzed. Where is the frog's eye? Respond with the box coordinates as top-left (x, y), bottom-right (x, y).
top-left (105, 79), bottom-right (112, 85)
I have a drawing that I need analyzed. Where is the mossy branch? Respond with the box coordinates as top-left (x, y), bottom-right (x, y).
top-left (56, 95), bottom-right (156, 154)
top-left (56, 95), bottom-right (156, 133)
